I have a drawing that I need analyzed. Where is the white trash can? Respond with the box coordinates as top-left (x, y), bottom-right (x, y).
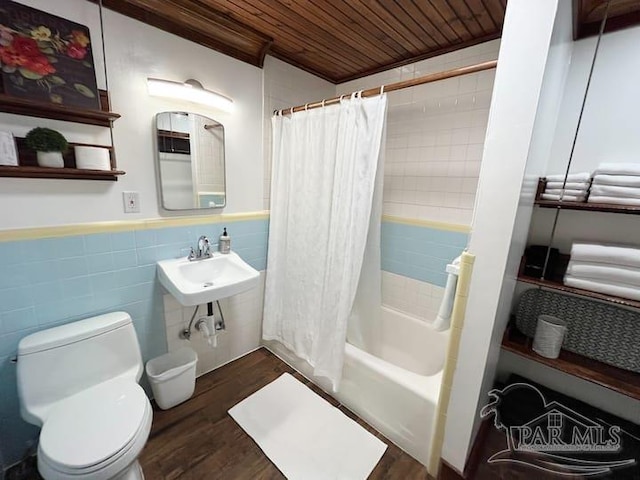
top-left (146, 347), bottom-right (198, 410)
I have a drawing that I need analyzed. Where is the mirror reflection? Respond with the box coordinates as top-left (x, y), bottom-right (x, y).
top-left (156, 112), bottom-right (226, 210)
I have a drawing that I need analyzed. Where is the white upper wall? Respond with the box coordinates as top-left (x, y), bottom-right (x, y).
top-left (547, 25), bottom-right (640, 175)
top-left (0, 0), bottom-right (264, 230)
top-left (262, 56), bottom-right (336, 210)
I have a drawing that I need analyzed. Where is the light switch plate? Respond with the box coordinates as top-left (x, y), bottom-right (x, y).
top-left (123, 191), bottom-right (140, 213)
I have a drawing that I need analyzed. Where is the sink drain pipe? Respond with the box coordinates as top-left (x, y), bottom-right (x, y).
top-left (181, 301), bottom-right (226, 340)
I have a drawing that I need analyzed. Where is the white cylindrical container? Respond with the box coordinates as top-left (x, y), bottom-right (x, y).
top-left (146, 347), bottom-right (198, 410)
top-left (532, 315), bottom-right (567, 359)
top-left (37, 151), bottom-right (64, 168)
top-left (74, 146), bottom-right (111, 170)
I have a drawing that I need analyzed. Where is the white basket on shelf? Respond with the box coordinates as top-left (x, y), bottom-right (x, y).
top-left (533, 314), bottom-right (567, 359)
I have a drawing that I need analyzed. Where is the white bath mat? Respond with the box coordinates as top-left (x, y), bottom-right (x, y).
top-left (228, 373), bottom-right (387, 479)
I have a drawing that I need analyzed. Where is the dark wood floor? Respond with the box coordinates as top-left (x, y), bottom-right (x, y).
top-left (7, 347), bottom-right (614, 480)
top-left (140, 347), bottom-right (431, 479)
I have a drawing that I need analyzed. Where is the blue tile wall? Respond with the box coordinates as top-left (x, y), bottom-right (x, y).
top-left (0, 218), bottom-right (268, 470)
top-left (381, 220), bottom-right (468, 287)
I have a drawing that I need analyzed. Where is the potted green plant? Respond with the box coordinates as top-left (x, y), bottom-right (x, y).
top-left (25, 127), bottom-right (68, 168)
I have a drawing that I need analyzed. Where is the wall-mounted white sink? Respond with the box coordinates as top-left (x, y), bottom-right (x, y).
top-left (157, 252), bottom-right (260, 306)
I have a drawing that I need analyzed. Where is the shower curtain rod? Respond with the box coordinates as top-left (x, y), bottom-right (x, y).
top-left (275, 59), bottom-right (497, 116)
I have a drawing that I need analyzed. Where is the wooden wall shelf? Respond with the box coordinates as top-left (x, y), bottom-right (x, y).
top-left (535, 178), bottom-right (640, 215)
top-left (517, 274), bottom-right (640, 310)
top-left (0, 137), bottom-right (125, 181)
top-left (535, 199), bottom-right (640, 215)
top-left (0, 89), bottom-right (120, 127)
top-left (502, 325), bottom-right (640, 400)
top-left (0, 165), bottom-right (124, 181)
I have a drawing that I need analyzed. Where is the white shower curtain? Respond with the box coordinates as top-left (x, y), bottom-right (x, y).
top-left (263, 92), bottom-right (387, 390)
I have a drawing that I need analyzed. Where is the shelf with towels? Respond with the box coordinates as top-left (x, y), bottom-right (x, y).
top-left (517, 274), bottom-right (640, 310)
top-left (534, 179), bottom-right (640, 214)
top-left (535, 199), bottom-right (640, 214)
top-left (501, 325), bottom-right (640, 400)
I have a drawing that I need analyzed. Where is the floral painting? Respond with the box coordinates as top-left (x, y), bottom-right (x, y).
top-left (0, 0), bottom-right (100, 109)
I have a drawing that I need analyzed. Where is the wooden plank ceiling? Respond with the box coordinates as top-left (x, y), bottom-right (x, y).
top-left (98, 1), bottom-right (640, 83)
top-left (575, 0), bottom-right (640, 39)
top-left (100, 0), bottom-right (505, 83)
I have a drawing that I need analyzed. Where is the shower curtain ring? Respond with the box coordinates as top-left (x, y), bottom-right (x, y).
top-left (321, 99), bottom-right (326, 107)
top-left (290, 106), bottom-right (294, 115)
top-left (304, 103), bottom-right (309, 111)
top-left (380, 85), bottom-right (384, 95)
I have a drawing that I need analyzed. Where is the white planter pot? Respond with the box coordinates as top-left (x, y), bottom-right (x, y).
top-left (36, 151), bottom-right (64, 168)
top-left (74, 146), bottom-right (111, 171)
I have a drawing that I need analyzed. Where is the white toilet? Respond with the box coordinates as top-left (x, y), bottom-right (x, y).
top-left (16, 312), bottom-right (153, 480)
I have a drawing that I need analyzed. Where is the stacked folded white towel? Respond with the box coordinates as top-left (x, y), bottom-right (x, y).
top-left (542, 173), bottom-right (591, 201)
top-left (590, 163), bottom-right (640, 206)
top-left (564, 242), bottom-right (640, 301)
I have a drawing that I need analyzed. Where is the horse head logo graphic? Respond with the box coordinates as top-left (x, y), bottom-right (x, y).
top-left (481, 383), bottom-right (547, 434)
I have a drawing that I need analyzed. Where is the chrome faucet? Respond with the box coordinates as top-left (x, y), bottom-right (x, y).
top-left (188, 235), bottom-right (213, 261)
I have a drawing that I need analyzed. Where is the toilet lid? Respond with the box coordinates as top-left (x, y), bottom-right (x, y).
top-left (39, 379), bottom-right (149, 470)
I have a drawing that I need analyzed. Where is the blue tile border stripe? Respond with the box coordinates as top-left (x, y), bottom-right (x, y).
top-left (381, 219), bottom-right (468, 287)
top-left (0, 211), bottom-right (270, 242)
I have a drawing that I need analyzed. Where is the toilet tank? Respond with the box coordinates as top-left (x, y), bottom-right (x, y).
top-left (17, 312), bottom-right (143, 426)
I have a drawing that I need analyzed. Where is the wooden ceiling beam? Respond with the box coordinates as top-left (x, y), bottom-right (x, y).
top-left (96, 0), bottom-right (271, 67)
top-left (578, 10), bottom-right (640, 39)
top-left (574, 0), bottom-right (640, 40)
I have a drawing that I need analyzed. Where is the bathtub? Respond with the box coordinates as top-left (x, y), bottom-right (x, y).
top-left (264, 305), bottom-right (448, 466)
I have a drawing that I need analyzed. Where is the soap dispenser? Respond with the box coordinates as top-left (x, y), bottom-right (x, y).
top-left (219, 227), bottom-right (231, 254)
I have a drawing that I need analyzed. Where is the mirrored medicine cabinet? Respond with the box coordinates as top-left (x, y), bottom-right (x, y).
top-left (155, 111), bottom-right (226, 211)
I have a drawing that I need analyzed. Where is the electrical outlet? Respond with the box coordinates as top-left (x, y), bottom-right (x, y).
top-left (123, 191), bottom-right (140, 213)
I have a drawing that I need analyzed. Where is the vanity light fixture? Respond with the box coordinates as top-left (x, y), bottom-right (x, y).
top-left (147, 78), bottom-right (234, 112)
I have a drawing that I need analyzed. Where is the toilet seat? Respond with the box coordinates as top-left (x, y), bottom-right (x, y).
top-left (37, 379), bottom-right (152, 480)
